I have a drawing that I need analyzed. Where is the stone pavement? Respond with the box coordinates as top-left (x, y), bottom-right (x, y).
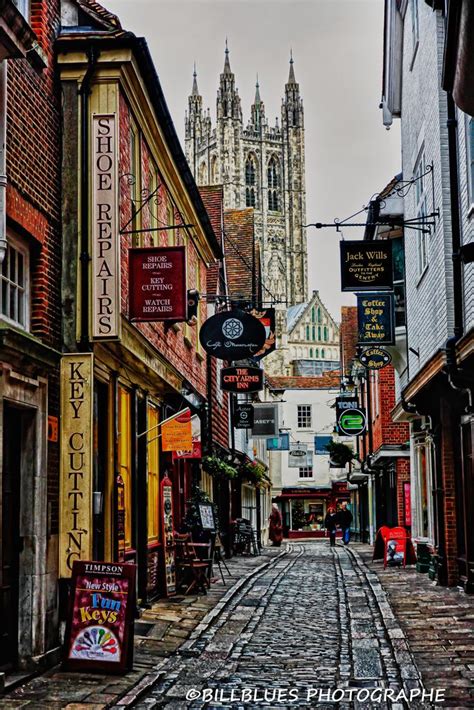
top-left (355, 543), bottom-right (474, 709)
top-left (0, 546), bottom-right (283, 709)
top-left (2, 541), bottom-right (473, 709)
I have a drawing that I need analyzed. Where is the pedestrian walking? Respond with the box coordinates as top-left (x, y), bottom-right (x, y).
top-left (269, 503), bottom-right (283, 547)
top-left (337, 501), bottom-right (353, 545)
top-left (324, 506), bottom-right (338, 547)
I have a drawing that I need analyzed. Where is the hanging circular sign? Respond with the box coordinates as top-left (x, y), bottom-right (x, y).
top-left (199, 310), bottom-right (266, 360)
top-left (359, 347), bottom-right (392, 370)
top-left (338, 408), bottom-right (367, 436)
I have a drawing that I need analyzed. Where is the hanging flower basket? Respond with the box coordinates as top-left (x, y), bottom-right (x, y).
top-left (324, 440), bottom-right (355, 467)
top-left (203, 455), bottom-right (238, 480)
top-left (239, 460), bottom-right (267, 486)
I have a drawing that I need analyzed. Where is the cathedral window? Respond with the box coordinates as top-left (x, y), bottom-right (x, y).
top-left (321, 348), bottom-right (325, 358)
top-left (324, 326), bottom-right (328, 341)
top-left (267, 156), bottom-right (280, 211)
top-left (318, 326), bottom-right (321, 340)
top-left (246, 156), bottom-right (256, 186)
top-left (306, 325), bottom-right (310, 340)
top-left (246, 187), bottom-right (256, 207)
top-left (211, 155), bottom-right (218, 184)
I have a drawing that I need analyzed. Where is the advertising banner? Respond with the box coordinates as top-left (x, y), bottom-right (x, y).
top-left (335, 396), bottom-right (359, 435)
top-left (173, 414), bottom-right (202, 459)
top-left (314, 435), bottom-right (333, 454)
top-left (340, 240), bottom-right (393, 292)
top-left (251, 307), bottom-right (276, 360)
top-left (161, 409), bottom-right (192, 452)
top-left (160, 476), bottom-right (176, 597)
top-left (198, 504), bottom-right (215, 531)
top-left (357, 293), bottom-right (395, 345)
top-left (63, 561), bottom-right (136, 673)
top-left (199, 310), bottom-right (266, 360)
top-left (251, 404), bottom-right (279, 438)
top-left (59, 354), bottom-right (94, 578)
top-left (288, 443), bottom-right (308, 467)
top-left (129, 246), bottom-right (187, 322)
top-left (234, 403), bottom-right (254, 429)
top-left (337, 407), bottom-right (367, 437)
top-left (220, 366), bottom-right (264, 392)
top-left (266, 433), bottom-right (290, 451)
top-left (91, 115), bottom-right (120, 339)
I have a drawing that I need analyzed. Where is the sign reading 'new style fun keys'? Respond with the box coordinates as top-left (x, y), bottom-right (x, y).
top-left (128, 246), bottom-right (187, 322)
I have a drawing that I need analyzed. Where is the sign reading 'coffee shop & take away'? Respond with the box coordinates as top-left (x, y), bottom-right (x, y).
top-left (92, 115), bottom-right (120, 339)
top-left (59, 354), bottom-right (94, 578)
top-left (357, 293), bottom-right (395, 345)
top-left (129, 246), bottom-right (187, 322)
top-left (340, 240), bottom-right (393, 292)
top-left (199, 310), bottom-right (266, 361)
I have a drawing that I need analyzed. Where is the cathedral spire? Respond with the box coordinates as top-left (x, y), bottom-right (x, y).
top-left (192, 62), bottom-right (199, 96)
top-left (288, 49), bottom-right (297, 85)
top-left (254, 75), bottom-right (261, 105)
top-left (223, 38), bottom-right (231, 74)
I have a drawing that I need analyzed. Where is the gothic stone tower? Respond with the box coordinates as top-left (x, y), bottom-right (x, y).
top-left (185, 46), bottom-right (308, 312)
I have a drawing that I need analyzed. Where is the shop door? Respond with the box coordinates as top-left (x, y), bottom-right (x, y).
top-left (93, 382), bottom-right (108, 560)
top-left (0, 405), bottom-right (22, 667)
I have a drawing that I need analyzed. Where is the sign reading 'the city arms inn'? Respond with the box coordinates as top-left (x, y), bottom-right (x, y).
top-left (340, 241), bottom-right (393, 292)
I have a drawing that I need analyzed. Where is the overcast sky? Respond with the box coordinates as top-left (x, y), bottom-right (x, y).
top-left (106, 0), bottom-right (401, 320)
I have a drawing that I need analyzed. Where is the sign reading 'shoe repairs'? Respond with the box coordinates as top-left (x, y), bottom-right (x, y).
top-left (129, 246), bottom-right (187, 322)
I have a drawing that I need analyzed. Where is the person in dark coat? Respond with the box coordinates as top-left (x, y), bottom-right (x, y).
top-left (324, 506), bottom-right (338, 547)
top-left (269, 503), bottom-right (283, 547)
top-left (337, 501), bottom-right (353, 545)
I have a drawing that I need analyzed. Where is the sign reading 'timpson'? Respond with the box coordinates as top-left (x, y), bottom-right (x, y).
top-left (199, 310), bottom-right (266, 361)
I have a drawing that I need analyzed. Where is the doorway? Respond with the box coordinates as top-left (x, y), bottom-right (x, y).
top-left (0, 404), bottom-right (23, 668)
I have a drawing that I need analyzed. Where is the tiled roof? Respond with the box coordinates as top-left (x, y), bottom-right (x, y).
top-left (200, 186), bottom-right (224, 296)
top-left (287, 303), bottom-right (307, 331)
top-left (266, 371), bottom-right (341, 390)
top-left (224, 208), bottom-right (258, 302)
top-left (77, 0), bottom-right (122, 30)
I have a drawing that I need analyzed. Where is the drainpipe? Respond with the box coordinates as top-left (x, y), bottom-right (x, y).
top-left (0, 62), bottom-right (7, 264)
top-left (79, 47), bottom-right (99, 348)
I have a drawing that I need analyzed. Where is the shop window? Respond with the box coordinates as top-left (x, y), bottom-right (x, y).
top-left (147, 405), bottom-right (160, 545)
top-left (299, 467), bottom-right (313, 478)
top-left (392, 236), bottom-right (406, 327)
top-left (0, 235), bottom-right (29, 330)
top-left (118, 386), bottom-right (133, 550)
top-left (297, 404), bottom-right (311, 429)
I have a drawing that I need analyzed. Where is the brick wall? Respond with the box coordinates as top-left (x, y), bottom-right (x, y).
top-left (118, 92), bottom-right (207, 397)
top-left (339, 306), bottom-right (358, 375)
top-left (6, 2), bottom-right (62, 533)
top-left (371, 366), bottom-right (409, 452)
top-left (396, 458), bottom-right (410, 528)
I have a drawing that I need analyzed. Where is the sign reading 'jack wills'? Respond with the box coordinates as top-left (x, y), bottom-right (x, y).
top-left (92, 115), bottom-right (120, 339)
top-left (357, 293), bottom-right (395, 345)
top-left (340, 240), bottom-right (393, 292)
top-left (129, 246), bottom-right (187, 322)
top-left (199, 310), bottom-right (266, 361)
top-left (59, 354), bottom-right (94, 578)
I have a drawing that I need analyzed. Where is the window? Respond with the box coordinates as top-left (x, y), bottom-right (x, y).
top-left (467, 116), bottom-right (474, 210)
top-left (299, 467), bottom-right (313, 478)
top-left (318, 326), bottom-right (321, 340)
top-left (392, 236), bottom-right (406, 327)
top-left (118, 387), bottom-right (133, 550)
top-left (12, 0), bottom-right (29, 20)
top-left (413, 148), bottom-right (429, 276)
top-left (147, 404), bottom-right (160, 544)
top-left (130, 121), bottom-right (141, 243)
top-left (311, 307), bottom-right (315, 322)
top-left (267, 156), bottom-right (280, 211)
top-left (245, 155), bottom-right (257, 208)
top-left (323, 326), bottom-right (328, 341)
top-left (312, 325), bottom-right (316, 340)
top-left (321, 348), bottom-right (325, 358)
top-left (306, 325), bottom-right (310, 340)
top-left (211, 155), bottom-right (218, 184)
top-left (1, 236), bottom-right (29, 329)
top-left (309, 348), bottom-right (313, 358)
top-left (410, 0), bottom-right (419, 55)
top-left (297, 404), bottom-right (312, 429)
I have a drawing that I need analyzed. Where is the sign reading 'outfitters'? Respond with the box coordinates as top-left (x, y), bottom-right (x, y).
top-left (92, 115), bottom-right (120, 339)
top-left (340, 241), bottom-right (393, 292)
top-left (59, 354), bottom-right (94, 578)
top-left (129, 246), bottom-right (187, 322)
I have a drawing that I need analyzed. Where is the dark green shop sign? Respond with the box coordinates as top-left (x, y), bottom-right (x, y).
top-left (359, 346), bottom-right (392, 370)
top-left (357, 293), bottom-right (395, 346)
top-left (338, 408), bottom-right (367, 437)
top-left (340, 241), bottom-right (393, 292)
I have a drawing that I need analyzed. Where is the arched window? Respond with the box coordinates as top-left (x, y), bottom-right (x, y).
top-left (318, 326), bottom-right (321, 340)
top-left (315, 348), bottom-right (319, 358)
top-left (306, 325), bottom-right (310, 340)
top-left (312, 325), bottom-right (316, 340)
top-left (267, 156), bottom-right (280, 211)
top-left (311, 307), bottom-right (316, 322)
top-left (309, 348), bottom-right (313, 358)
top-left (245, 156), bottom-right (256, 186)
top-left (323, 326), bottom-right (328, 341)
top-left (198, 162), bottom-right (207, 184)
top-left (317, 307), bottom-right (322, 323)
top-left (321, 348), bottom-right (325, 358)
top-left (210, 155), bottom-right (218, 184)
top-left (246, 188), bottom-right (256, 207)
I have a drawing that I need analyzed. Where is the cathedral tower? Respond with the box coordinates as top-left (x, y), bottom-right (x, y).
top-left (185, 46), bottom-right (309, 358)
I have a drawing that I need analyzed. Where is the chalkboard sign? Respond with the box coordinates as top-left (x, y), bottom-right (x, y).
top-left (199, 504), bottom-right (215, 531)
top-left (63, 561), bottom-right (136, 674)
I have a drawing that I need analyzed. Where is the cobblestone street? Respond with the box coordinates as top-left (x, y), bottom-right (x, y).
top-left (131, 542), bottom-right (431, 710)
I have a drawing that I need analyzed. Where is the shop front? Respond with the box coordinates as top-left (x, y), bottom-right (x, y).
top-left (277, 483), bottom-right (350, 538)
